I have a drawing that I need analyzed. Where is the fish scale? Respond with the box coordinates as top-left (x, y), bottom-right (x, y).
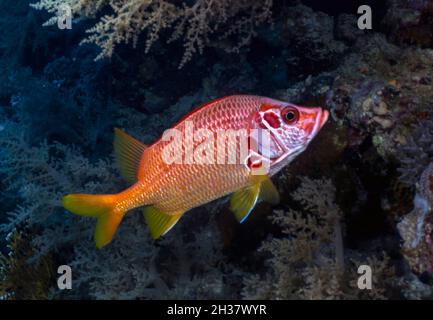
top-left (133, 95), bottom-right (262, 213)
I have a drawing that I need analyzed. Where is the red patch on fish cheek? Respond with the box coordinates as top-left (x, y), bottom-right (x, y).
top-left (264, 112), bottom-right (281, 129)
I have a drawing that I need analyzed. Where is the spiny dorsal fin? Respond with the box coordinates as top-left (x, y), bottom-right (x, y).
top-left (114, 128), bottom-right (147, 183)
top-left (143, 206), bottom-right (184, 239)
top-left (230, 175), bottom-right (280, 223)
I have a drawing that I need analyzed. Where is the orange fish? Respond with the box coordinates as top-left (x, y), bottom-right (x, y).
top-left (63, 95), bottom-right (329, 248)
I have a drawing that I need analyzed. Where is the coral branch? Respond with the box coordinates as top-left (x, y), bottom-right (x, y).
top-left (31, 0), bottom-right (273, 67)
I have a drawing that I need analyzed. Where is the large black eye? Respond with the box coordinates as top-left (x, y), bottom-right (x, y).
top-left (282, 107), bottom-right (299, 124)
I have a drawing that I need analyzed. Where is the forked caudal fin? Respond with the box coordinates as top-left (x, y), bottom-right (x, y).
top-left (63, 129), bottom-right (148, 249)
top-left (63, 194), bottom-right (124, 248)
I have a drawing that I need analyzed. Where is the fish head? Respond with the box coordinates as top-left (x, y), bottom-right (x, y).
top-left (250, 100), bottom-right (329, 173)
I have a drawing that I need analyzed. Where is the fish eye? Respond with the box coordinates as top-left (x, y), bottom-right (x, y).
top-left (282, 107), bottom-right (299, 124)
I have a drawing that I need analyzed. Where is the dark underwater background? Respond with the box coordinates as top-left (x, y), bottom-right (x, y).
top-left (1, 0), bottom-right (433, 299)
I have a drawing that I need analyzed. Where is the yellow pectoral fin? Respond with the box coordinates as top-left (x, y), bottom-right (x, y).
top-left (230, 175), bottom-right (280, 223)
top-left (143, 206), bottom-right (184, 239)
top-left (230, 184), bottom-right (261, 223)
top-left (258, 176), bottom-right (280, 205)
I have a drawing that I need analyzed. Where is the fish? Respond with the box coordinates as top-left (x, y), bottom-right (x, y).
top-left (63, 95), bottom-right (329, 248)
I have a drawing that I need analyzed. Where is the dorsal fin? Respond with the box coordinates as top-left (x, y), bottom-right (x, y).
top-left (113, 128), bottom-right (147, 183)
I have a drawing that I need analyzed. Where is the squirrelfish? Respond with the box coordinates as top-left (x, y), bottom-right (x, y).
top-left (63, 95), bottom-right (329, 248)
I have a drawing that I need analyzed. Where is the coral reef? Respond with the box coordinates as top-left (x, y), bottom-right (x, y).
top-left (64, 214), bottom-right (236, 299)
top-left (0, 232), bottom-right (54, 300)
top-left (399, 120), bottom-right (433, 186)
top-left (384, 0), bottom-right (433, 47)
top-left (241, 177), bottom-right (395, 299)
top-left (281, 4), bottom-right (347, 74)
top-left (31, 0), bottom-right (273, 67)
top-left (326, 34), bottom-right (433, 160)
top-left (1, 0), bottom-right (433, 300)
top-left (398, 162), bottom-right (433, 276)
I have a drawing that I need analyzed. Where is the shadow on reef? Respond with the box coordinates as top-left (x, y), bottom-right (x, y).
top-left (1, 0), bottom-right (433, 299)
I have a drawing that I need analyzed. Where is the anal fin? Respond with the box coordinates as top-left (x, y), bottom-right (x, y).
top-left (143, 206), bottom-right (184, 239)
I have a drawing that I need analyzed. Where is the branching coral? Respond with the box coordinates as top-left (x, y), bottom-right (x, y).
top-left (0, 98), bottom-right (238, 299)
top-left (0, 124), bottom-right (118, 232)
top-left (0, 52), bottom-right (243, 298)
top-left (31, 0), bottom-right (273, 67)
top-left (241, 177), bottom-right (345, 299)
top-left (51, 212), bottom-right (236, 300)
top-left (242, 177), bottom-right (395, 299)
top-left (2, 1), bottom-right (424, 299)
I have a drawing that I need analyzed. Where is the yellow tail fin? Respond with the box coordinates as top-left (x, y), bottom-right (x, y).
top-left (63, 194), bottom-right (123, 248)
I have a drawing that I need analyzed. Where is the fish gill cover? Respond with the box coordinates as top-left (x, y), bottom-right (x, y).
top-left (0, 0), bottom-right (433, 300)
